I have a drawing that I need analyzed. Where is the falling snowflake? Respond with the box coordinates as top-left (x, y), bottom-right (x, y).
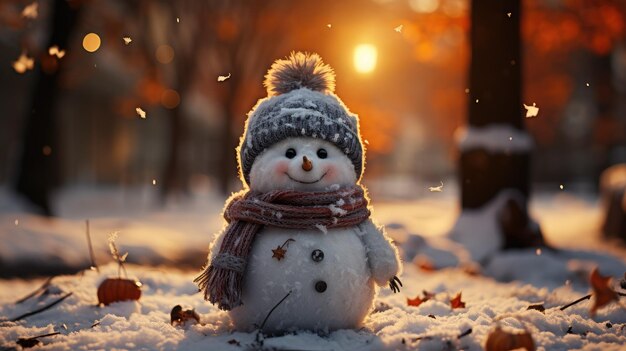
top-left (152, 179), bottom-right (157, 185)
top-left (559, 184), bottom-right (564, 190)
top-left (523, 103), bottom-right (539, 118)
top-left (327, 24), bottom-right (332, 28)
top-left (586, 83), bottom-right (590, 87)
top-left (217, 73), bottom-right (231, 82)
top-left (428, 181), bottom-right (444, 192)
top-left (12, 53), bottom-right (34, 74)
top-left (123, 37), bottom-right (132, 45)
top-left (14, 219), bottom-right (19, 226)
top-left (22, 2), bottom-right (38, 19)
top-left (475, 99), bottom-right (479, 103)
top-left (48, 46), bottom-right (65, 59)
top-left (394, 25), bottom-right (403, 33)
top-left (176, 17), bottom-right (180, 23)
top-left (507, 12), bottom-right (512, 18)
top-left (136, 107), bottom-right (146, 119)
top-left (536, 248), bottom-right (542, 256)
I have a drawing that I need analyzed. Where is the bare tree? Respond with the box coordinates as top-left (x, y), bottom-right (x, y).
top-left (15, 0), bottom-right (82, 215)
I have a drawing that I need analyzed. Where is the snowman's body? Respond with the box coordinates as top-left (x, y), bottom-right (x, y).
top-left (206, 137), bottom-right (400, 331)
top-left (230, 226), bottom-right (374, 332)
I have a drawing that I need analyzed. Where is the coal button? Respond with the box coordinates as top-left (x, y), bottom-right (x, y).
top-left (311, 249), bottom-right (324, 262)
top-left (315, 280), bottom-right (327, 293)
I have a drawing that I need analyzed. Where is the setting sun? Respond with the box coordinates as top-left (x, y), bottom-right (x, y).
top-left (354, 44), bottom-right (378, 73)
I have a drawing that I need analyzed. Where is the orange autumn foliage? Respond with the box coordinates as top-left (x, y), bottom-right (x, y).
top-left (590, 267), bottom-right (618, 316)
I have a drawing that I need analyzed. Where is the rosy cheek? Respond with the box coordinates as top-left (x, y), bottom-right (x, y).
top-left (324, 166), bottom-right (337, 182)
top-left (274, 161), bottom-right (289, 176)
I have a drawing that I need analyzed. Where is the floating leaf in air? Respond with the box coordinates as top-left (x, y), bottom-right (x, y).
top-left (524, 103), bottom-right (539, 118)
top-left (136, 107), bottom-right (146, 119)
top-left (429, 181), bottom-right (444, 192)
top-left (217, 73), bottom-right (231, 82)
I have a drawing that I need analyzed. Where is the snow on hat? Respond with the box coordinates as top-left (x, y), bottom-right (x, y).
top-left (237, 52), bottom-right (364, 185)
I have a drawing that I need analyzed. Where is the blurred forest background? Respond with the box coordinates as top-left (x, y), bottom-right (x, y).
top-left (1, 0), bottom-right (626, 215)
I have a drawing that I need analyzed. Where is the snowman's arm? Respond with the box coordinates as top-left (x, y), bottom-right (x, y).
top-left (357, 219), bottom-right (402, 287)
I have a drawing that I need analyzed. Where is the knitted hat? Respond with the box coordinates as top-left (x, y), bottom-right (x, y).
top-left (238, 52), bottom-right (364, 186)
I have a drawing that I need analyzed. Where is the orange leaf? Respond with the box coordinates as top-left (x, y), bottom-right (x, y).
top-left (271, 246), bottom-right (286, 261)
top-left (415, 257), bottom-right (436, 272)
top-left (485, 326), bottom-right (535, 351)
top-left (590, 267), bottom-right (618, 316)
top-left (450, 292), bottom-right (466, 309)
top-left (407, 296), bottom-right (426, 307)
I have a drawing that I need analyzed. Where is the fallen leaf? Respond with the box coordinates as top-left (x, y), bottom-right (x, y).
top-left (429, 181), bottom-right (444, 192)
top-left (407, 296), bottom-right (427, 307)
top-left (123, 37), bottom-right (132, 45)
top-left (450, 292), bottom-right (466, 309)
top-left (590, 267), bottom-right (618, 316)
top-left (527, 303), bottom-right (545, 313)
top-left (415, 257), bottom-right (436, 272)
top-left (12, 52), bottom-right (34, 74)
top-left (407, 291), bottom-right (434, 307)
top-left (48, 46), bottom-right (65, 59)
top-left (22, 2), bottom-right (38, 19)
top-left (394, 25), bottom-right (403, 33)
top-left (485, 326), bottom-right (535, 351)
top-left (136, 107), bottom-right (146, 119)
top-left (271, 246), bottom-right (286, 260)
top-left (170, 305), bottom-right (200, 326)
top-left (217, 73), bottom-right (231, 82)
top-left (523, 103), bottom-right (539, 118)
top-left (17, 338), bottom-right (40, 348)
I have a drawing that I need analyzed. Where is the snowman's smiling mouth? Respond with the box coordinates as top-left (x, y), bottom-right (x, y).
top-left (286, 172), bottom-right (327, 184)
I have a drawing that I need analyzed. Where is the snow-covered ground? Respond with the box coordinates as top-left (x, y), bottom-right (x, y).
top-left (1, 184), bottom-right (625, 350)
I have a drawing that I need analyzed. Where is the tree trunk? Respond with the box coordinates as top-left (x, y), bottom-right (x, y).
top-left (454, 0), bottom-right (546, 255)
top-left (15, 0), bottom-right (81, 216)
top-left (463, 0), bottom-right (525, 208)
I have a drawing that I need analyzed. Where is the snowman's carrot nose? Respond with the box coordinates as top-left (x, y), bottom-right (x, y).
top-left (302, 156), bottom-right (313, 171)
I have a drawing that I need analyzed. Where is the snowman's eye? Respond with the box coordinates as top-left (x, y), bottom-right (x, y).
top-left (317, 148), bottom-right (328, 159)
top-left (285, 148), bottom-right (297, 159)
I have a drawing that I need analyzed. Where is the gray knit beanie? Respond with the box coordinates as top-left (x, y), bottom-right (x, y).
top-left (238, 52), bottom-right (364, 186)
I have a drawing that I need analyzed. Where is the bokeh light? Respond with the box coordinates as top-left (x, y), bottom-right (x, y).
top-left (354, 44), bottom-right (378, 74)
top-left (161, 89), bottom-right (181, 109)
top-left (156, 45), bottom-right (175, 64)
top-left (82, 33), bottom-right (101, 53)
top-left (409, 0), bottom-right (439, 13)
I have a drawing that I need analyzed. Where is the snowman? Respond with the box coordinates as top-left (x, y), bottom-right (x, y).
top-left (195, 52), bottom-right (402, 333)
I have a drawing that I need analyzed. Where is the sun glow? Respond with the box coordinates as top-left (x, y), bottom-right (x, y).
top-left (354, 44), bottom-right (378, 74)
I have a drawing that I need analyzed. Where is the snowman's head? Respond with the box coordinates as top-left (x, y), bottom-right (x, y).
top-left (249, 137), bottom-right (357, 192)
top-left (238, 52), bottom-right (365, 190)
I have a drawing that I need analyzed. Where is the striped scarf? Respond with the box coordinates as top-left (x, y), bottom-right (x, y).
top-left (194, 186), bottom-right (370, 310)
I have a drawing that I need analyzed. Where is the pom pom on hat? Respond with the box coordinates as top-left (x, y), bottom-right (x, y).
top-left (264, 52), bottom-right (335, 96)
